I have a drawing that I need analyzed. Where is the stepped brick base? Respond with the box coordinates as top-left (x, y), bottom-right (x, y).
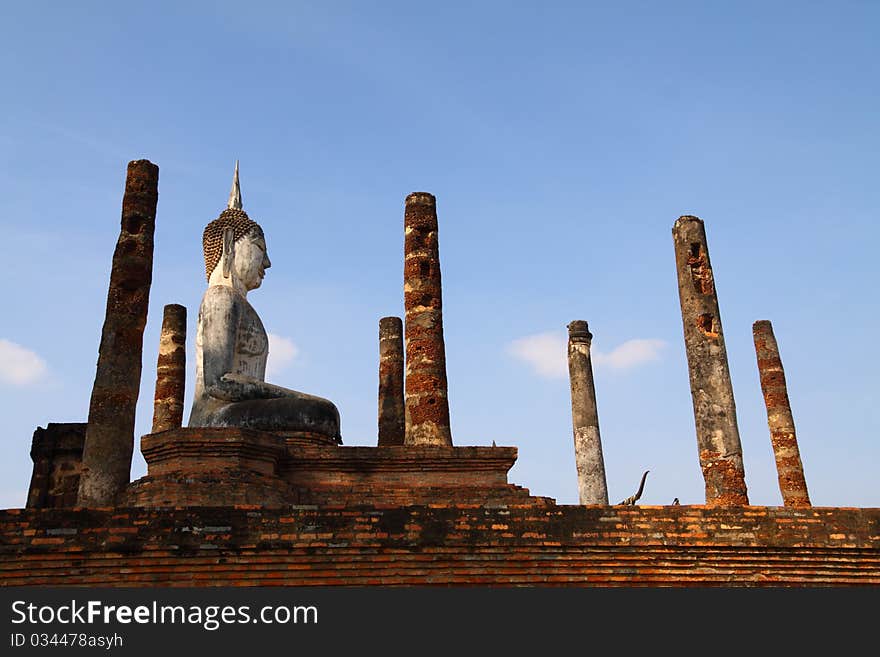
top-left (120, 428), bottom-right (550, 507)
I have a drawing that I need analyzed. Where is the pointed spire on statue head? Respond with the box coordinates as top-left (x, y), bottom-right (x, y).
top-left (203, 160), bottom-right (262, 280)
top-left (227, 160), bottom-right (242, 210)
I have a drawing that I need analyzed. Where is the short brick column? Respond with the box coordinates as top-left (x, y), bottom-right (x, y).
top-left (753, 320), bottom-right (811, 507)
top-left (151, 304), bottom-right (187, 433)
top-left (378, 316), bottom-right (405, 446)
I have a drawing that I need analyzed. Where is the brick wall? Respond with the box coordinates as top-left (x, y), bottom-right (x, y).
top-left (26, 423), bottom-right (86, 509)
top-left (2, 505), bottom-right (878, 586)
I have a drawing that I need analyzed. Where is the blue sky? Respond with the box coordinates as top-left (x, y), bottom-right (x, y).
top-left (1, 1), bottom-right (877, 508)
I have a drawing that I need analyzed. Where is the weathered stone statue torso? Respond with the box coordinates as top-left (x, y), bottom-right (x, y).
top-left (189, 285), bottom-right (268, 423)
top-left (187, 164), bottom-right (341, 442)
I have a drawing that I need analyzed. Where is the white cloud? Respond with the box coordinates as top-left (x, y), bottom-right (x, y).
top-left (0, 339), bottom-right (48, 385)
top-left (507, 332), bottom-right (665, 379)
top-left (266, 333), bottom-right (299, 377)
top-left (593, 338), bottom-right (666, 371)
top-left (507, 332), bottom-right (568, 378)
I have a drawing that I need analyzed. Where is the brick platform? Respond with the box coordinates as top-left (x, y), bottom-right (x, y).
top-left (11, 426), bottom-right (879, 587)
top-left (120, 428), bottom-right (549, 507)
top-left (1, 505), bottom-right (878, 586)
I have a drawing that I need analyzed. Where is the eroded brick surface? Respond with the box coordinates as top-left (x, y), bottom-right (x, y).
top-left (403, 193), bottom-right (452, 446)
top-left (567, 321), bottom-right (608, 505)
top-left (672, 216), bottom-right (748, 505)
top-left (117, 429), bottom-right (546, 508)
top-left (26, 424), bottom-right (86, 509)
top-left (378, 317), bottom-right (405, 446)
top-left (2, 506), bottom-right (878, 586)
top-left (152, 304), bottom-right (186, 433)
top-left (79, 160), bottom-right (159, 507)
top-left (753, 320), bottom-right (810, 507)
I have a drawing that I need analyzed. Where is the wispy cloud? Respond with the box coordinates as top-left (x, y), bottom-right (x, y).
top-left (507, 332), bottom-right (569, 378)
top-left (507, 332), bottom-right (665, 379)
top-left (0, 339), bottom-right (48, 385)
top-left (593, 339), bottom-right (666, 370)
top-left (266, 333), bottom-right (299, 377)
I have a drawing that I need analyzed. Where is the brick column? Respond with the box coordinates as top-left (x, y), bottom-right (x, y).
top-left (78, 159), bottom-right (159, 507)
top-left (378, 316), bottom-right (405, 446)
top-left (151, 304), bottom-right (187, 433)
top-left (403, 192), bottom-right (452, 446)
top-left (567, 320), bottom-right (609, 505)
top-left (672, 215), bottom-right (748, 506)
top-left (752, 320), bottom-right (811, 507)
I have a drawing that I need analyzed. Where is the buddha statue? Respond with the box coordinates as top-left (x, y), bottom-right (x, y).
top-left (187, 163), bottom-right (342, 443)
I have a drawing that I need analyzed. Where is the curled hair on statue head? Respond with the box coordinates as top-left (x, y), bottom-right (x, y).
top-left (202, 207), bottom-right (264, 281)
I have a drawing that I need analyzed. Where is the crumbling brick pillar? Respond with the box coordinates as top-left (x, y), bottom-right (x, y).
top-left (403, 192), bottom-right (453, 446)
top-left (378, 316), bottom-right (405, 446)
top-left (151, 304), bottom-right (187, 433)
top-left (672, 215), bottom-right (748, 506)
top-left (567, 321), bottom-right (609, 505)
top-left (78, 159), bottom-right (159, 507)
top-left (752, 320), bottom-right (811, 507)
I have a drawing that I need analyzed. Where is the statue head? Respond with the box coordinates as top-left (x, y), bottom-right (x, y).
top-left (202, 162), bottom-right (271, 290)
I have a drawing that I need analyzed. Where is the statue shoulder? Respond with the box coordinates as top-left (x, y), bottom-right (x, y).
top-left (198, 285), bottom-right (244, 316)
top-left (201, 284), bottom-right (241, 303)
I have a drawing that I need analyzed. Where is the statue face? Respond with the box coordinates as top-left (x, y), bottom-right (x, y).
top-left (234, 232), bottom-right (271, 291)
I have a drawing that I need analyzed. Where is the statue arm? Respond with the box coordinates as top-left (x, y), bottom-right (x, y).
top-left (214, 372), bottom-right (302, 399)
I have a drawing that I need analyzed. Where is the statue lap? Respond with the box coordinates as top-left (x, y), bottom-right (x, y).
top-left (189, 286), bottom-right (342, 443)
top-left (202, 396), bottom-right (341, 441)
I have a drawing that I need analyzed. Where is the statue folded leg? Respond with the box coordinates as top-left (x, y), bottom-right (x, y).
top-left (201, 394), bottom-right (341, 442)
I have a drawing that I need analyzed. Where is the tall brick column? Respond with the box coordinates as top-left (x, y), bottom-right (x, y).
top-left (403, 192), bottom-right (452, 446)
top-left (151, 304), bottom-right (187, 433)
top-left (567, 321), bottom-right (609, 505)
top-left (78, 159), bottom-right (159, 507)
top-left (378, 316), bottom-right (405, 446)
top-left (752, 320), bottom-right (811, 507)
top-left (672, 215), bottom-right (748, 506)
